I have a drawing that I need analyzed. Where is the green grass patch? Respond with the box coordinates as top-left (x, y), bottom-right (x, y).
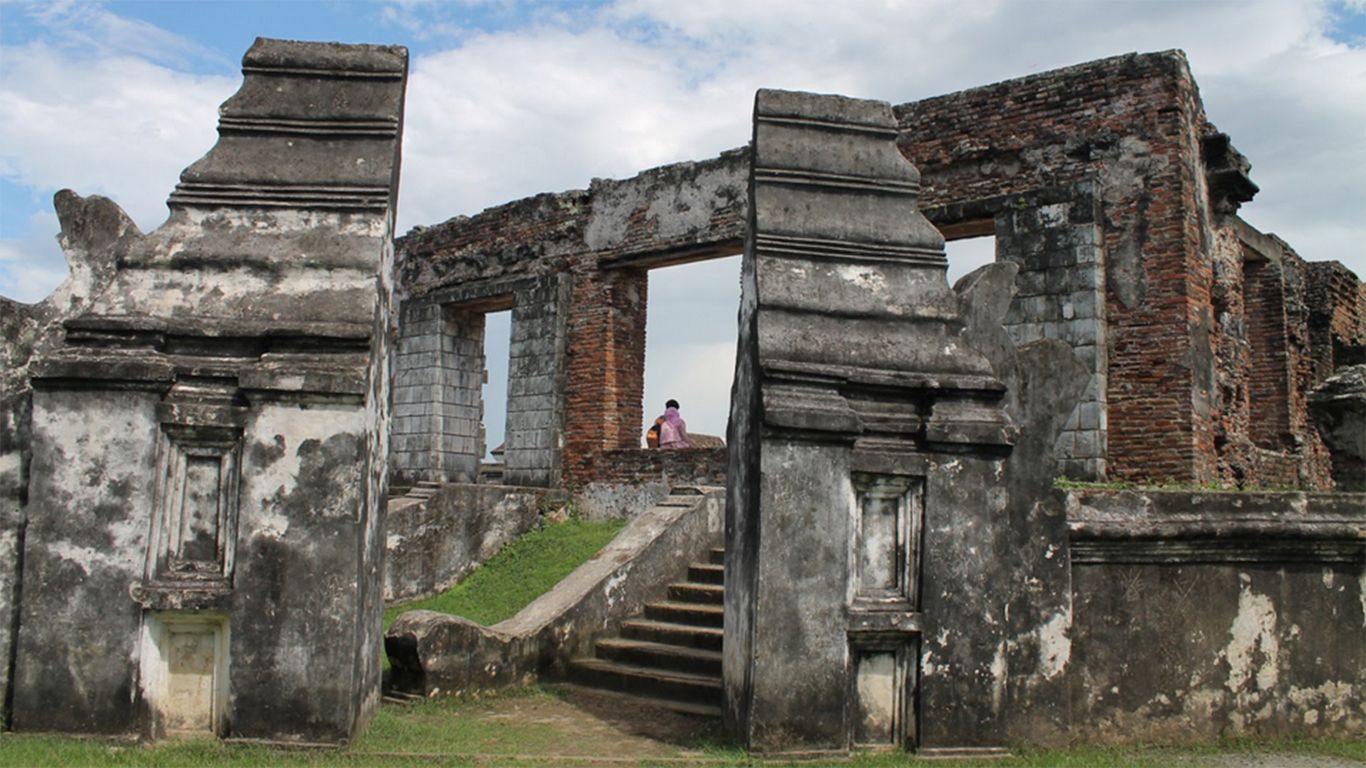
top-left (383, 517), bottom-right (627, 630)
top-left (4, 699), bottom-right (1364, 768)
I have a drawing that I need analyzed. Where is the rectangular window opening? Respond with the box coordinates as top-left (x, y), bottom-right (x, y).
top-left (942, 229), bottom-right (997, 287)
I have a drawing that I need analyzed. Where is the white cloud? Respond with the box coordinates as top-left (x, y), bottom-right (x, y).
top-left (396, 25), bottom-right (747, 231)
top-left (0, 43), bottom-right (236, 230)
top-left (19, 0), bottom-right (228, 69)
top-left (1, 0), bottom-right (1362, 306)
top-left (0, 211), bottom-right (66, 304)
top-left (0, 41), bottom-right (236, 300)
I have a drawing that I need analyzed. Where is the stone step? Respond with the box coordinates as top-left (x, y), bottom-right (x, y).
top-left (567, 658), bottom-right (721, 708)
top-left (553, 683), bottom-right (722, 719)
top-left (667, 582), bottom-right (724, 605)
top-left (659, 494), bottom-right (704, 507)
top-left (644, 601), bottom-right (724, 628)
top-left (687, 563), bottom-right (724, 585)
top-left (595, 637), bottom-right (723, 677)
top-left (382, 690), bottom-right (423, 705)
top-left (620, 619), bottom-right (723, 651)
top-left (406, 482), bottom-right (442, 499)
top-left (707, 547), bottom-right (725, 565)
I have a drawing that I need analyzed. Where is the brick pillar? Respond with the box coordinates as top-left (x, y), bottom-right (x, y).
top-left (562, 267), bottom-right (648, 483)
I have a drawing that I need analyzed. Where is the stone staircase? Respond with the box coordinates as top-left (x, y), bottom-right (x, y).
top-left (565, 546), bottom-right (725, 716)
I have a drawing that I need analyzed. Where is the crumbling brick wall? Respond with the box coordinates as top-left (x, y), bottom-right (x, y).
top-left (896, 51), bottom-right (1216, 483)
top-left (396, 51), bottom-right (1360, 491)
top-left (895, 51), bottom-right (1362, 487)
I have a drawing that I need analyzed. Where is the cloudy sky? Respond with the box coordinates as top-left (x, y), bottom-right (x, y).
top-left (2, 0), bottom-right (1363, 449)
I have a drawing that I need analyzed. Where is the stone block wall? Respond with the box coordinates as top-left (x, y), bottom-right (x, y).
top-left (937, 184), bottom-right (1108, 479)
top-left (389, 271), bottom-right (569, 488)
top-left (504, 275), bottom-right (570, 486)
top-left (391, 301), bottom-right (486, 485)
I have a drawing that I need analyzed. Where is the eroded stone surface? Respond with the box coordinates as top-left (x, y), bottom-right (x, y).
top-left (8, 38), bottom-right (407, 743)
top-left (1308, 365), bottom-right (1366, 491)
top-left (724, 89), bottom-right (1014, 756)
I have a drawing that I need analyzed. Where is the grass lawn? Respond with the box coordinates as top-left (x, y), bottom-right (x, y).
top-left (384, 517), bottom-right (628, 631)
top-left (2, 688), bottom-right (1362, 767)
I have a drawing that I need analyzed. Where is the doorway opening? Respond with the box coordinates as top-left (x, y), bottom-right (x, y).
top-left (480, 309), bottom-right (511, 479)
top-left (641, 254), bottom-right (742, 448)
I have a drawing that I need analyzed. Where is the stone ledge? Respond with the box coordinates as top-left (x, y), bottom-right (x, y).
top-left (1066, 489), bottom-right (1366, 563)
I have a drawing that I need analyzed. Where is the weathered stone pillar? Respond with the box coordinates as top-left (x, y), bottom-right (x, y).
top-left (10, 39), bottom-right (406, 742)
top-left (1309, 364), bottom-right (1366, 491)
top-left (724, 90), bottom-right (1015, 756)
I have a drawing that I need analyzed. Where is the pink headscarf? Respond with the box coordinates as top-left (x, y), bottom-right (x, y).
top-left (661, 406), bottom-right (690, 448)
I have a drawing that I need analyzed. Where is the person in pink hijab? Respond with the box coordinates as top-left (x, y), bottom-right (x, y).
top-left (656, 399), bottom-right (690, 449)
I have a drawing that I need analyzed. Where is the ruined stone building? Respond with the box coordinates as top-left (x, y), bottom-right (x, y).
top-left (391, 51), bottom-right (1363, 496)
top-left (1, 40), bottom-right (1362, 756)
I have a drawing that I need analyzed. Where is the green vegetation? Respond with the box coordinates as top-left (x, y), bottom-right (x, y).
top-left (2, 690), bottom-right (1362, 768)
top-left (383, 517), bottom-right (627, 630)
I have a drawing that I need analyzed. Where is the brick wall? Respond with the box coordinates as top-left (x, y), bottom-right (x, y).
top-left (1244, 258), bottom-right (1292, 451)
top-left (897, 51), bottom-right (1210, 483)
top-left (1306, 261), bottom-right (1366, 377)
top-left (896, 50), bottom-right (1361, 486)
top-left (589, 447), bottom-right (728, 487)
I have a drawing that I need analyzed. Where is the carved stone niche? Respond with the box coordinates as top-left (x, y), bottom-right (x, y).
top-left (848, 472), bottom-right (925, 751)
top-left (133, 379), bottom-right (247, 610)
top-left (849, 472), bottom-right (925, 612)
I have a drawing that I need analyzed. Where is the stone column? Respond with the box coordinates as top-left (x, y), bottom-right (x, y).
top-left (724, 90), bottom-right (1015, 755)
top-left (10, 39), bottom-right (406, 742)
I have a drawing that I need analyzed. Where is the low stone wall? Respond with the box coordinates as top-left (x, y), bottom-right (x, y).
top-left (384, 484), bottom-right (566, 603)
top-left (385, 487), bottom-right (724, 696)
top-left (1066, 489), bottom-right (1365, 742)
top-left (575, 448), bottom-right (727, 520)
